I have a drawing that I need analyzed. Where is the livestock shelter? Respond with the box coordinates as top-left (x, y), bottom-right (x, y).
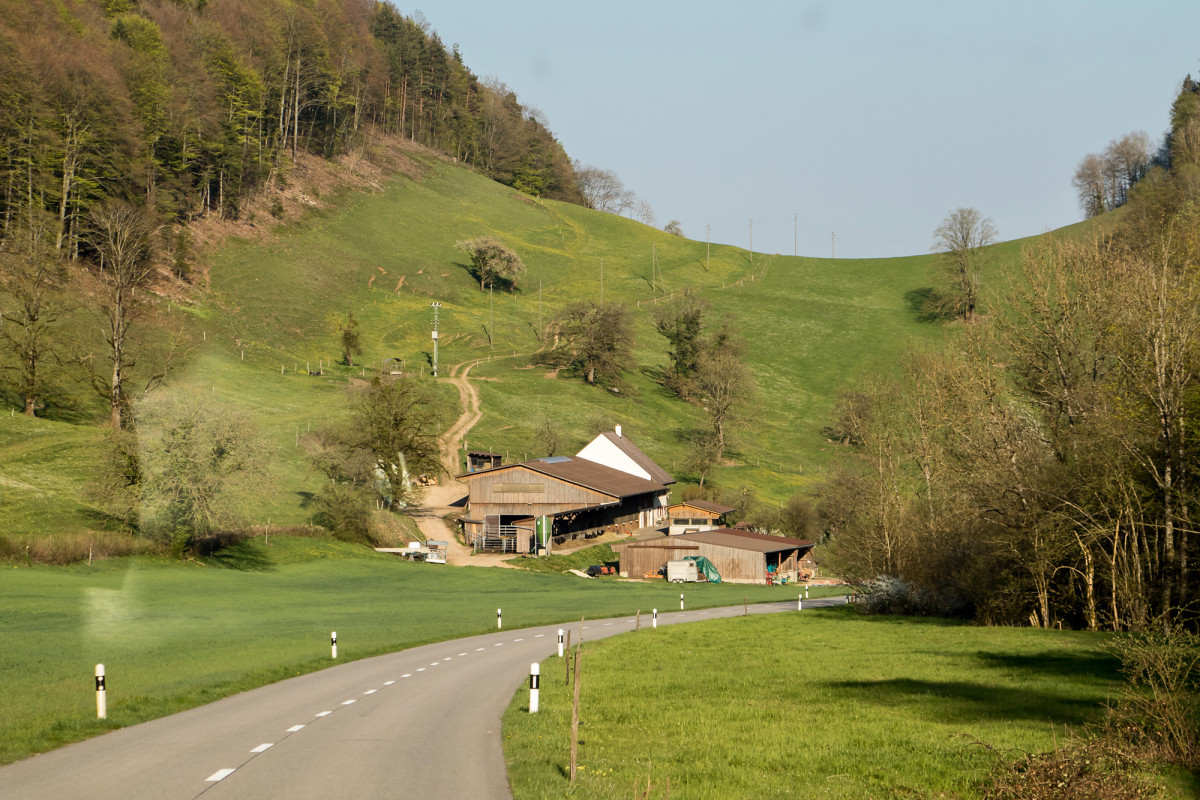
top-left (613, 529), bottom-right (816, 584)
top-left (465, 451), bottom-right (503, 472)
top-left (667, 500), bottom-right (736, 535)
top-left (458, 461), bottom-right (670, 552)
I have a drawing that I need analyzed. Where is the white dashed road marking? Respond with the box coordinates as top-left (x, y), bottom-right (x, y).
top-left (315, 711), bottom-right (332, 717)
top-left (341, 700), bottom-right (356, 706)
top-left (250, 743), bottom-right (273, 753)
top-left (206, 769), bottom-right (236, 782)
top-left (287, 725), bottom-right (304, 732)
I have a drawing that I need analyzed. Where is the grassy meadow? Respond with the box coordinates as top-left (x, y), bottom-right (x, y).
top-left (503, 609), bottom-right (1184, 799)
top-left (2, 148), bottom-right (962, 537)
top-left (0, 539), bottom-right (822, 765)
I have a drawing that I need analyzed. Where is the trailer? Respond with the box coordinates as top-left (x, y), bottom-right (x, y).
top-left (667, 559), bottom-right (700, 583)
top-left (374, 540), bottom-right (448, 564)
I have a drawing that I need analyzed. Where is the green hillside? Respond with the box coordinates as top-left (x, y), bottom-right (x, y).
top-left (2, 150), bottom-right (1016, 536)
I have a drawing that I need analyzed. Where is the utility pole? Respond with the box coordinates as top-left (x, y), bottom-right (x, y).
top-left (706, 225), bottom-right (711, 271)
top-left (831, 231), bottom-right (836, 259)
top-left (749, 218), bottom-right (753, 263)
top-left (599, 258), bottom-right (603, 304)
top-left (489, 286), bottom-right (494, 350)
top-left (430, 302), bottom-right (441, 377)
top-left (794, 213), bottom-right (797, 257)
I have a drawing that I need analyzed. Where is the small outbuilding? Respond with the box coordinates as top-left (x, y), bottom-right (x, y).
top-left (613, 528), bottom-right (816, 584)
top-left (465, 451), bottom-right (503, 472)
top-left (666, 500), bottom-right (736, 535)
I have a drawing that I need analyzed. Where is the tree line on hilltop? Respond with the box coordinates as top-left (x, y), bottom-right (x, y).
top-left (0, 0), bottom-right (584, 262)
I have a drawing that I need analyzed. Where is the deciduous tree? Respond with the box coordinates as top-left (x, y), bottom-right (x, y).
top-left (456, 236), bottom-right (525, 291)
top-left (931, 207), bottom-right (996, 324)
top-left (556, 301), bottom-right (634, 386)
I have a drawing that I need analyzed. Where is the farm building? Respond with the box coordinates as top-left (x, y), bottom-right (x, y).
top-left (667, 499), bottom-right (736, 535)
top-left (612, 529), bottom-right (817, 584)
top-left (465, 450), bottom-right (503, 472)
top-left (457, 427), bottom-right (673, 552)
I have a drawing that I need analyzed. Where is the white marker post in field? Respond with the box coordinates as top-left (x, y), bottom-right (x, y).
top-left (798, 595), bottom-right (803, 611)
top-left (528, 663), bottom-right (540, 713)
top-left (680, 593), bottom-right (685, 611)
top-left (95, 664), bottom-right (107, 719)
top-left (331, 632), bottom-right (338, 659)
top-left (653, 609), bottom-right (658, 628)
top-left (557, 629), bottom-right (564, 658)
top-left (497, 608), bottom-right (502, 630)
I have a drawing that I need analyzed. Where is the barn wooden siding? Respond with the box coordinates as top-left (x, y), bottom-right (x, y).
top-left (616, 542), bottom-right (701, 577)
top-left (466, 465), bottom-right (613, 518)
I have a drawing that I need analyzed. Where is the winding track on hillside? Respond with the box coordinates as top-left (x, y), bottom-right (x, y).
top-left (0, 599), bottom-right (843, 799)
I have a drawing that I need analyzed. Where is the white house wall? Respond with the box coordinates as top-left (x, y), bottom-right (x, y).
top-left (576, 436), bottom-right (652, 481)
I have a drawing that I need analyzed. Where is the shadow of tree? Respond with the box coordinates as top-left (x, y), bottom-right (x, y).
top-left (904, 287), bottom-right (956, 323)
top-left (822, 677), bottom-right (1104, 727)
top-left (199, 538), bottom-right (276, 572)
top-left (972, 649), bottom-right (1121, 684)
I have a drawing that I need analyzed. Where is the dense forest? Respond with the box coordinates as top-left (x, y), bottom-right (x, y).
top-left (0, 0), bottom-right (582, 257)
top-left (821, 76), bottom-right (1200, 634)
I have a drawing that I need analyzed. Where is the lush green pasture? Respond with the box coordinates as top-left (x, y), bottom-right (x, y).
top-left (504, 610), bottom-right (1126, 799)
top-left (0, 540), bottom-right (817, 764)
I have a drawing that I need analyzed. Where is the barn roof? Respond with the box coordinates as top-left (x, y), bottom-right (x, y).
top-left (459, 456), bottom-right (667, 500)
top-left (669, 499), bottom-right (736, 515)
top-left (672, 529), bottom-right (815, 554)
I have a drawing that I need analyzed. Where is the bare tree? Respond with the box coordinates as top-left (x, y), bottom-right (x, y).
top-left (0, 211), bottom-right (67, 416)
top-left (573, 162), bottom-right (627, 212)
top-left (931, 207), bottom-right (996, 324)
top-left (1073, 153), bottom-right (1108, 218)
top-left (695, 346), bottom-right (753, 462)
top-left (87, 201), bottom-right (157, 430)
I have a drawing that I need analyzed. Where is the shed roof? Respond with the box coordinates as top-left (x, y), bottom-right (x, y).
top-left (672, 529), bottom-right (815, 554)
top-left (669, 499), bottom-right (736, 515)
top-left (459, 457), bottom-right (667, 500)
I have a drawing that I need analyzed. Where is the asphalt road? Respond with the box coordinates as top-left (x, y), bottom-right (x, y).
top-left (2, 597), bottom-right (844, 800)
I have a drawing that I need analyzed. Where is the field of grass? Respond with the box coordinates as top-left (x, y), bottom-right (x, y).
top-left (0, 539), bottom-right (816, 765)
top-left (503, 610), bottom-right (1174, 799)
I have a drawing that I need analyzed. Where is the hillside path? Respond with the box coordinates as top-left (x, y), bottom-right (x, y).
top-left (409, 355), bottom-right (514, 567)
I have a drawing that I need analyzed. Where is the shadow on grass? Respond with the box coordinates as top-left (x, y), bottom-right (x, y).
top-left (200, 539), bottom-right (276, 572)
top-left (973, 649), bottom-right (1122, 684)
top-left (904, 287), bottom-right (956, 323)
top-left (822, 677), bottom-right (1103, 727)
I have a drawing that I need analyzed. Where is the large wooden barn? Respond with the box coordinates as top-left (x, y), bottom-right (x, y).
top-left (457, 427), bottom-right (673, 552)
top-left (613, 529), bottom-right (817, 584)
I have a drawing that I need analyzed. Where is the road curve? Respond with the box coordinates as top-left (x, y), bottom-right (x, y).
top-left (0, 598), bottom-right (844, 800)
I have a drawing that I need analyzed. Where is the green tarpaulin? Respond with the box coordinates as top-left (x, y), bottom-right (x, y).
top-left (682, 555), bottom-right (722, 583)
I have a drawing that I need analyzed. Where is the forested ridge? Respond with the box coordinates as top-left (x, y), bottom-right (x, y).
top-left (0, 0), bottom-right (582, 256)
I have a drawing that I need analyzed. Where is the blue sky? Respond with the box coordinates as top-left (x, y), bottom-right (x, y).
top-left (415, 1), bottom-right (1200, 258)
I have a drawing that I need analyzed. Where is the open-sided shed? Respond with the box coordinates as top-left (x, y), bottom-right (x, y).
top-left (613, 529), bottom-right (816, 584)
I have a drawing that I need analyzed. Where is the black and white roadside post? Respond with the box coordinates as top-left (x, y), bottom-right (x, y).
top-left (95, 664), bottom-right (107, 719)
top-left (653, 608), bottom-right (658, 628)
top-left (805, 585), bottom-right (810, 600)
top-left (497, 608), bottom-right (502, 630)
top-left (798, 594), bottom-right (803, 611)
top-left (557, 629), bottom-right (564, 658)
top-left (331, 631), bottom-right (338, 659)
top-left (528, 663), bottom-right (540, 713)
top-left (680, 593), bottom-right (685, 611)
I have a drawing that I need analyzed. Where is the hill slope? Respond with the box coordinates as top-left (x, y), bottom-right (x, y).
top-left (2, 147), bottom-right (1024, 536)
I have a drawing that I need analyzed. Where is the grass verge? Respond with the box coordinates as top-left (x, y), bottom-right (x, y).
top-left (502, 609), bottom-right (1157, 799)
